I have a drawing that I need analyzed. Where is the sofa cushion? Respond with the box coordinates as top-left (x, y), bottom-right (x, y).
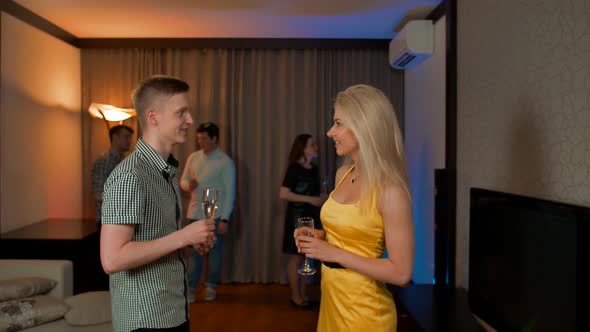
top-left (64, 291), bottom-right (111, 326)
top-left (0, 277), bottom-right (57, 302)
top-left (0, 295), bottom-right (70, 331)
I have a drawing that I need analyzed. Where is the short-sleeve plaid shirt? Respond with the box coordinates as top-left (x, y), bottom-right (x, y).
top-left (102, 138), bottom-right (188, 332)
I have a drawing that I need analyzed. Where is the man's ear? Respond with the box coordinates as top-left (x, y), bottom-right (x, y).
top-left (147, 108), bottom-right (158, 126)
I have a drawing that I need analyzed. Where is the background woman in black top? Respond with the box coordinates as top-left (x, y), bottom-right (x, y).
top-left (280, 133), bottom-right (324, 308)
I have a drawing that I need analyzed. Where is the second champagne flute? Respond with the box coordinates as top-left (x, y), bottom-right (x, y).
top-left (297, 217), bottom-right (316, 276)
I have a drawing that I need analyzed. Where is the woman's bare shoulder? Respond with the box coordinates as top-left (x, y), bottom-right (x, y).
top-left (378, 182), bottom-right (411, 208)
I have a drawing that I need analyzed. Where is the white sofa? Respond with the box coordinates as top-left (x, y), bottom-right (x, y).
top-left (0, 259), bottom-right (112, 332)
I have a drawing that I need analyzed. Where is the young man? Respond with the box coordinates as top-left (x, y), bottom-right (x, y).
top-left (100, 75), bottom-right (215, 332)
top-left (180, 122), bottom-right (236, 302)
top-left (91, 124), bottom-right (134, 225)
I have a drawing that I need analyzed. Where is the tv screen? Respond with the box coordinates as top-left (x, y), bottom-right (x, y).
top-left (469, 188), bottom-right (589, 332)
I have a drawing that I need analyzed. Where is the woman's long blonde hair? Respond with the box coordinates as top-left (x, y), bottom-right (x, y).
top-left (334, 84), bottom-right (411, 211)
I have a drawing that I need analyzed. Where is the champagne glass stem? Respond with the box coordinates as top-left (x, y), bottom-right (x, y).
top-left (303, 257), bottom-right (311, 270)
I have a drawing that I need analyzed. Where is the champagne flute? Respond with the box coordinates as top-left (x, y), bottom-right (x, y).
top-left (297, 217), bottom-right (316, 275)
top-left (201, 187), bottom-right (218, 247)
top-left (201, 187), bottom-right (218, 220)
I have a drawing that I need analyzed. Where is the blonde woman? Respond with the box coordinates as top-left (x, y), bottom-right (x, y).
top-left (295, 84), bottom-right (415, 331)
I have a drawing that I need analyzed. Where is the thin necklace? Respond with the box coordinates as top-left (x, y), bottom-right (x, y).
top-left (351, 165), bottom-right (359, 184)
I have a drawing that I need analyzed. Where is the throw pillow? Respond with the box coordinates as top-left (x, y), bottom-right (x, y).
top-left (0, 277), bottom-right (57, 302)
top-left (64, 291), bottom-right (111, 326)
top-left (0, 295), bottom-right (70, 331)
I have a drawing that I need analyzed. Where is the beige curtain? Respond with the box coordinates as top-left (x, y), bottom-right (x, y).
top-left (82, 47), bottom-right (403, 283)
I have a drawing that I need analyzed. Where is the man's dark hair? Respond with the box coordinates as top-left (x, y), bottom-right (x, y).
top-left (197, 122), bottom-right (220, 141)
top-left (131, 75), bottom-right (190, 126)
top-left (109, 125), bottom-right (134, 142)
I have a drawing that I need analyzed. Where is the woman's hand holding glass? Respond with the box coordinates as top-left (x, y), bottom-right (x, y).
top-left (294, 227), bottom-right (325, 243)
top-left (295, 217), bottom-right (316, 275)
top-left (295, 227), bottom-right (339, 264)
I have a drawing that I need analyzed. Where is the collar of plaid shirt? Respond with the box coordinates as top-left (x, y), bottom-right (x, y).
top-left (135, 138), bottom-right (179, 180)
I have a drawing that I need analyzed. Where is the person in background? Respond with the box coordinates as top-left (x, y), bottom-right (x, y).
top-left (295, 84), bottom-right (415, 331)
top-left (180, 122), bottom-right (236, 303)
top-left (91, 124), bottom-right (134, 226)
top-left (280, 133), bottom-right (324, 308)
top-left (100, 75), bottom-right (215, 332)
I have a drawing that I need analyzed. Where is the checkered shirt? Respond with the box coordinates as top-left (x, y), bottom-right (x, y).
top-left (101, 138), bottom-right (188, 332)
top-left (91, 148), bottom-right (123, 221)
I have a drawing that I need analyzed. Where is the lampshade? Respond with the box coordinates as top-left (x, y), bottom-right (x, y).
top-left (88, 103), bottom-right (136, 122)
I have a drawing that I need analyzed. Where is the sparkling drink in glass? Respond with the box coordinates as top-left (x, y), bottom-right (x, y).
top-left (297, 217), bottom-right (317, 275)
top-left (201, 187), bottom-right (218, 219)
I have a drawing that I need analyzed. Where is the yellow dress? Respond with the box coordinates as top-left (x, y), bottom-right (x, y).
top-left (317, 166), bottom-right (396, 332)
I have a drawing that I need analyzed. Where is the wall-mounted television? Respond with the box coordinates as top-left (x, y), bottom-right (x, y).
top-left (469, 188), bottom-right (589, 332)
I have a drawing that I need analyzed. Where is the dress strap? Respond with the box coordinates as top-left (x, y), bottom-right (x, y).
top-left (334, 165), bottom-right (356, 190)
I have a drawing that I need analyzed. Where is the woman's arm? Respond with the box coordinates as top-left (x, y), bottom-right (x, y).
top-left (279, 186), bottom-right (320, 205)
top-left (284, 165), bottom-right (347, 206)
top-left (279, 163), bottom-right (323, 206)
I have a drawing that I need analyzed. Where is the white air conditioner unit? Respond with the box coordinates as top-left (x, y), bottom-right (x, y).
top-left (389, 20), bottom-right (433, 70)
